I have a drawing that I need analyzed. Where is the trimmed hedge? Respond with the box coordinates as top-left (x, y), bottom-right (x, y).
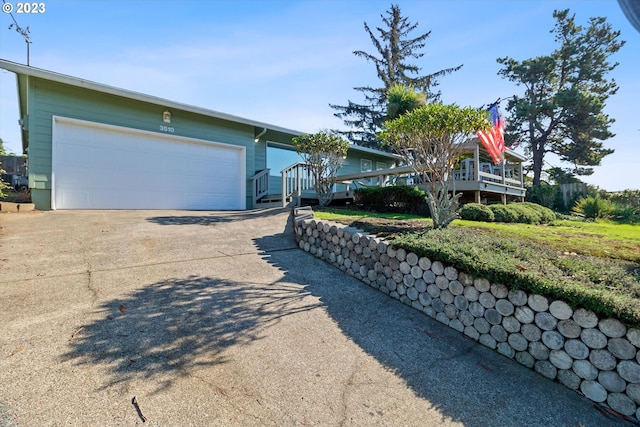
top-left (458, 203), bottom-right (494, 222)
top-left (462, 202), bottom-right (556, 224)
top-left (354, 186), bottom-right (429, 215)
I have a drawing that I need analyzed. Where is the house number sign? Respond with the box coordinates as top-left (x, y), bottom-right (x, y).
top-left (159, 125), bottom-right (175, 133)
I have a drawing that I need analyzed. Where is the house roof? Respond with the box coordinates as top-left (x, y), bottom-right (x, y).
top-left (0, 58), bottom-right (304, 138)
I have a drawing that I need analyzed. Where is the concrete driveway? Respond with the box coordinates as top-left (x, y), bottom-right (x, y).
top-left (0, 209), bottom-right (628, 426)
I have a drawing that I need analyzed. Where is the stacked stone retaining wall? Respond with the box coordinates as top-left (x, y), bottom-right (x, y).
top-left (294, 211), bottom-right (640, 421)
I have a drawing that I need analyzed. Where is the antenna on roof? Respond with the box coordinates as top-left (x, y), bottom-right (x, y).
top-left (3, 0), bottom-right (32, 65)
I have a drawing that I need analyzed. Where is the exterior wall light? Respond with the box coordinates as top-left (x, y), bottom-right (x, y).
top-left (163, 110), bottom-right (171, 124)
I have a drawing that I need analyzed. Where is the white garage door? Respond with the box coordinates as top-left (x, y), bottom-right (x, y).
top-left (52, 116), bottom-right (246, 210)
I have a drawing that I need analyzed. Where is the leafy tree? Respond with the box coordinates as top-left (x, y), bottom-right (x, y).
top-left (497, 9), bottom-right (625, 185)
top-left (380, 104), bottom-right (489, 229)
top-left (292, 130), bottom-right (349, 207)
top-left (331, 4), bottom-right (461, 149)
top-left (386, 83), bottom-right (426, 121)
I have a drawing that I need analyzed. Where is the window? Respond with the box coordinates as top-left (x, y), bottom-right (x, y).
top-left (361, 159), bottom-right (372, 173)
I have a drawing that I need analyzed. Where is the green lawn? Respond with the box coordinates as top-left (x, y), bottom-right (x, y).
top-left (315, 207), bottom-right (640, 326)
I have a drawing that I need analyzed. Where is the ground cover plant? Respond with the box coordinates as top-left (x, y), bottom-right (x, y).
top-left (314, 207), bottom-right (640, 326)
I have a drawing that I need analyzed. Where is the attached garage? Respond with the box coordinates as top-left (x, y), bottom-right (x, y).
top-left (0, 59), bottom-right (301, 211)
top-left (52, 117), bottom-right (245, 210)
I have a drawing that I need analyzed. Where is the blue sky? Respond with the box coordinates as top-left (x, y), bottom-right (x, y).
top-left (0, 0), bottom-right (638, 191)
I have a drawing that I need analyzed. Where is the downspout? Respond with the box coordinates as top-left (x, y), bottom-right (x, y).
top-left (254, 127), bottom-right (267, 143)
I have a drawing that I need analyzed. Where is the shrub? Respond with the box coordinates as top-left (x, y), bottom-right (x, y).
top-left (573, 195), bottom-right (614, 219)
top-left (488, 204), bottom-right (517, 223)
top-left (354, 185), bottom-right (428, 215)
top-left (458, 203), bottom-right (494, 222)
top-left (519, 202), bottom-right (556, 223)
top-left (508, 203), bottom-right (542, 224)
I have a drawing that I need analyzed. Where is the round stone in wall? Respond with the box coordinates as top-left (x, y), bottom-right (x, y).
top-left (627, 329), bottom-right (640, 349)
top-left (497, 342), bottom-right (515, 359)
top-left (399, 261), bottom-right (411, 275)
top-left (503, 316), bottom-right (521, 333)
top-left (515, 306), bottom-right (535, 324)
top-left (444, 266), bottom-right (458, 280)
top-left (608, 393), bottom-right (637, 416)
top-left (490, 325), bottom-right (508, 342)
top-left (403, 274), bottom-right (415, 288)
top-left (450, 318), bottom-right (464, 333)
top-left (469, 301), bottom-right (485, 318)
top-left (573, 308), bottom-right (598, 328)
top-left (410, 265), bottom-right (423, 279)
top-left (549, 350), bottom-right (573, 370)
top-left (464, 285), bottom-right (479, 302)
top-left (464, 325), bottom-right (480, 340)
top-left (590, 349), bottom-right (617, 371)
top-left (427, 284), bottom-right (440, 299)
top-left (495, 299), bottom-right (515, 317)
top-left (508, 289), bottom-right (528, 306)
top-left (535, 360), bottom-right (557, 380)
top-left (557, 369), bottom-right (581, 390)
top-left (535, 312), bottom-right (558, 331)
top-left (479, 292), bottom-right (496, 309)
top-left (557, 319), bottom-right (581, 339)
top-left (395, 247), bottom-right (406, 262)
top-left (479, 333), bottom-right (497, 349)
top-left (431, 260), bottom-right (444, 275)
top-left (435, 275), bottom-right (450, 290)
top-left (580, 381), bottom-right (607, 402)
top-left (515, 351), bottom-right (535, 368)
top-left (436, 312), bottom-right (450, 325)
top-left (508, 333), bottom-right (529, 352)
top-left (485, 309), bottom-right (502, 326)
top-left (423, 270), bottom-right (436, 284)
top-left (491, 284), bottom-right (508, 299)
top-left (473, 278), bottom-right (490, 293)
top-left (549, 300), bottom-right (573, 320)
top-left (415, 279), bottom-right (427, 293)
top-left (418, 256), bottom-right (431, 270)
top-left (598, 370), bottom-right (626, 393)
top-left (406, 252), bottom-right (419, 266)
top-left (609, 338), bottom-right (637, 360)
top-left (580, 328), bottom-right (607, 350)
top-left (599, 318), bottom-right (627, 338)
top-left (406, 287), bottom-right (419, 301)
top-left (449, 280), bottom-right (464, 296)
top-left (573, 359), bottom-right (598, 380)
top-left (541, 331), bottom-right (564, 350)
top-left (521, 323), bottom-right (542, 343)
top-left (565, 339), bottom-right (589, 360)
top-left (444, 304), bottom-right (459, 320)
top-left (474, 317), bottom-right (491, 334)
top-left (459, 310), bottom-right (475, 327)
top-left (528, 294), bottom-right (549, 312)
top-left (627, 384), bottom-right (640, 404)
top-left (432, 298), bottom-right (445, 313)
top-left (440, 289), bottom-right (454, 305)
top-left (529, 341), bottom-right (550, 360)
top-left (418, 292), bottom-right (432, 307)
top-left (618, 360), bottom-right (640, 383)
top-left (454, 295), bottom-right (469, 311)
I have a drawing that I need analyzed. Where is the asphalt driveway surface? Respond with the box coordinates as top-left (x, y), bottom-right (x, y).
top-left (0, 209), bottom-right (629, 426)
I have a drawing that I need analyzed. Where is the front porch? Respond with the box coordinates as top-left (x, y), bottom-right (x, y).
top-left (251, 139), bottom-right (527, 208)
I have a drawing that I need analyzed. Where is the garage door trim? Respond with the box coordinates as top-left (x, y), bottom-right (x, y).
top-left (51, 115), bottom-right (246, 210)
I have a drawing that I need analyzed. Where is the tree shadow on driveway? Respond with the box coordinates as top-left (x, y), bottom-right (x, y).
top-left (62, 275), bottom-right (321, 394)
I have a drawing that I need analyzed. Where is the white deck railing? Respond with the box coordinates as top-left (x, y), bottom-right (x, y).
top-left (250, 168), bottom-right (270, 207)
top-left (281, 162), bottom-right (314, 207)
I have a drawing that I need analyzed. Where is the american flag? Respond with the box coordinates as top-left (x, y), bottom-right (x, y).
top-left (476, 103), bottom-right (505, 164)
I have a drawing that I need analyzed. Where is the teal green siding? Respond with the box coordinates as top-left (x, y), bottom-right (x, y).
top-left (25, 77), bottom-right (275, 209)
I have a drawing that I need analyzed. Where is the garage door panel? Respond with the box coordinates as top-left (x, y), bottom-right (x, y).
top-left (53, 118), bottom-right (245, 210)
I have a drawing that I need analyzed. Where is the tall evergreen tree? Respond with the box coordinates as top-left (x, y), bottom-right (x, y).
top-left (498, 9), bottom-right (624, 185)
top-left (331, 4), bottom-right (462, 149)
